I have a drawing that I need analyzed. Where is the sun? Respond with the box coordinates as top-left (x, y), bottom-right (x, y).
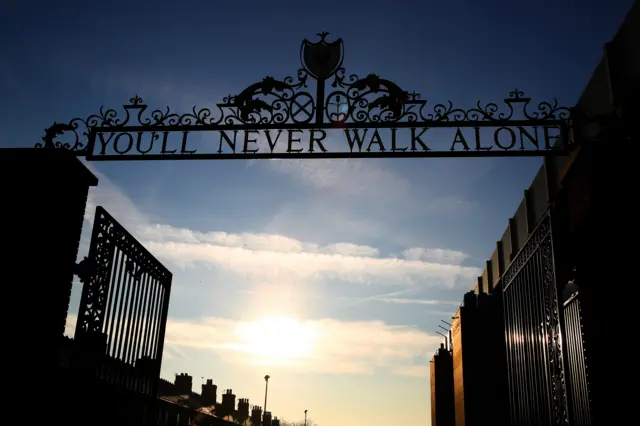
top-left (235, 317), bottom-right (315, 363)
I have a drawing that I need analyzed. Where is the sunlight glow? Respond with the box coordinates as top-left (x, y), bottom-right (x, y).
top-left (235, 317), bottom-right (316, 363)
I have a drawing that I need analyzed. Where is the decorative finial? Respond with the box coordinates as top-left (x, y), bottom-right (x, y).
top-left (509, 89), bottom-right (525, 100)
top-left (130, 94), bottom-right (144, 105)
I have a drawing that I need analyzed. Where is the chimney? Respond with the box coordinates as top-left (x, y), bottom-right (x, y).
top-left (174, 373), bottom-right (192, 395)
top-left (237, 398), bottom-right (250, 420)
top-left (272, 417), bottom-right (280, 426)
top-left (251, 406), bottom-right (263, 426)
top-left (263, 411), bottom-right (272, 426)
top-left (221, 389), bottom-right (236, 415)
top-left (438, 343), bottom-right (449, 356)
top-left (201, 379), bottom-right (217, 406)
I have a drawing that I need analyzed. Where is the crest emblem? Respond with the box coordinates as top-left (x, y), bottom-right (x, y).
top-left (300, 32), bottom-right (344, 81)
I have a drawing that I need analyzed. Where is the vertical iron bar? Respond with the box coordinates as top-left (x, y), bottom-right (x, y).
top-left (125, 261), bottom-right (144, 389)
top-left (150, 284), bottom-right (165, 360)
top-left (548, 220), bottom-right (569, 424)
top-left (146, 277), bottom-right (162, 371)
top-left (503, 287), bottom-right (515, 424)
top-left (100, 246), bottom-right (120, 380)
top-left (523, 260), bottom-right (534, 425)
top-left (154, 278), bottom-right (172, 396)
top-left (119, 257), bottom-right (135, 366)
top-left (113, 253), bottom-right (132, 386)
top-left (143, 275), bottom-right (160, 358)
top-left (133, 271), bottom-right (151, 392)
top-left (106, 248), bottom-right (125, 359)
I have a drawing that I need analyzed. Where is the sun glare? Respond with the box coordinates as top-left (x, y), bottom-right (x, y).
top-left (235, 317), bottom-right (316, 363)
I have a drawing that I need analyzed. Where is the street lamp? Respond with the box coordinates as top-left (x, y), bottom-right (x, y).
top-left (263, 375), bottom-right (270, 424)
top-left (304, 409), bottom-right (308, 426)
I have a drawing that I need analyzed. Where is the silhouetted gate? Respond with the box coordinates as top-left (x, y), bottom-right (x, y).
top-left (501, 212), bottom-right (569, 425)
top-left (74, 206), bottom-right (172, 397)
top-left (563, 292), bottom-right (592, 425)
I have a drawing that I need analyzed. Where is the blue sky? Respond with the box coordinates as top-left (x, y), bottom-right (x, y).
top-left (0, 1), bottom-right (632, 425)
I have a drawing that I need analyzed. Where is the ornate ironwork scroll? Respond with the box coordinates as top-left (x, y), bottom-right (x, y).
top-left (502, 213), bottom-right (569, 425)
top-left (74, 206), bottom-right (172, 396)
top-left (37, 32), bottom-right (574, 160)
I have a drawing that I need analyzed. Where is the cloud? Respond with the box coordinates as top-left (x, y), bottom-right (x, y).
top-left (268, 157), bottom-right (412, 199)
top-left (146, 240), bottom-right (477, 287)
top-left (347, 287), bottom-right (460, 308)
top-left (426, 195), bottom-right (474, 213)
top-left (237, 131), bottom-right (414, 203)
top-left (376, 298), bottom-right (460, 306)
top-left (402, 247), bottom-right (469, 265)
top-left (392, 365), bottom-right (430, 378)
top-left (80, 163), bottom-right (480, 288)
top-left (64, 314), bottom-right (438, 377)
top-left (138, 225), bottom-right (380, 258)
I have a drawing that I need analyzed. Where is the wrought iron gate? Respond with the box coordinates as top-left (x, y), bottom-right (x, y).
top-left (502, 212), bottom-right (569, 425)
top-left (74, 206), bottom-right (172, 396)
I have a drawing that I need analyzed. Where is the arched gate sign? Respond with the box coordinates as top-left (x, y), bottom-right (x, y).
top-left (31, 32), bottom-right (591, 426)
top-left (38, 32), bottom-right (574, 161)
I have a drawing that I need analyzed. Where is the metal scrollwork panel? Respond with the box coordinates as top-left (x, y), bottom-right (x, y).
top-left (325, 85), bottom-right (572, 125)
top-left (37, 32), bottom-right (573, 154)
top-left (75, 209), bottom-right (116, 337)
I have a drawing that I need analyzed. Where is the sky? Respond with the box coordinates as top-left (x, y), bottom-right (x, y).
top-left (0, 1), bottom-right (633, 425)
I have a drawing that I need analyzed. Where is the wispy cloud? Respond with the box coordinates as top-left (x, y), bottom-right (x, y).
top-left (346, 287), bottom-right (459, 307)
top-left (138, 225), bottom-right (381, 258)
top-left (376, 298), bottom-right (460, 306)
top-left (426, 195), bottom-right (474, 213)
top-left (243, 134), bottom-right (414, 202)
top-left (402, 247), bottom-right (469, 265)
top-left (81, 163), bottom-right (481, 289)
top-left (269, 157), bottom-right (412, 200)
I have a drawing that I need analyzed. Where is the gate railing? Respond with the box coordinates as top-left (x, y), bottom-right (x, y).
top-left (74, 206), bottom-right (172, 397)
top-left (502, 212), bottom-right (569, 425)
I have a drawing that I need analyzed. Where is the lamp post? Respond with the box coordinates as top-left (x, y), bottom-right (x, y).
top-left (304, 409), bottom-right (308, 426)
top-left (263, 375), bottom-right (270, 424)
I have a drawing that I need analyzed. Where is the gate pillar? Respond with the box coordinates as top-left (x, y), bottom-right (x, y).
top-left (0, 148), bottom-right (98, 367)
